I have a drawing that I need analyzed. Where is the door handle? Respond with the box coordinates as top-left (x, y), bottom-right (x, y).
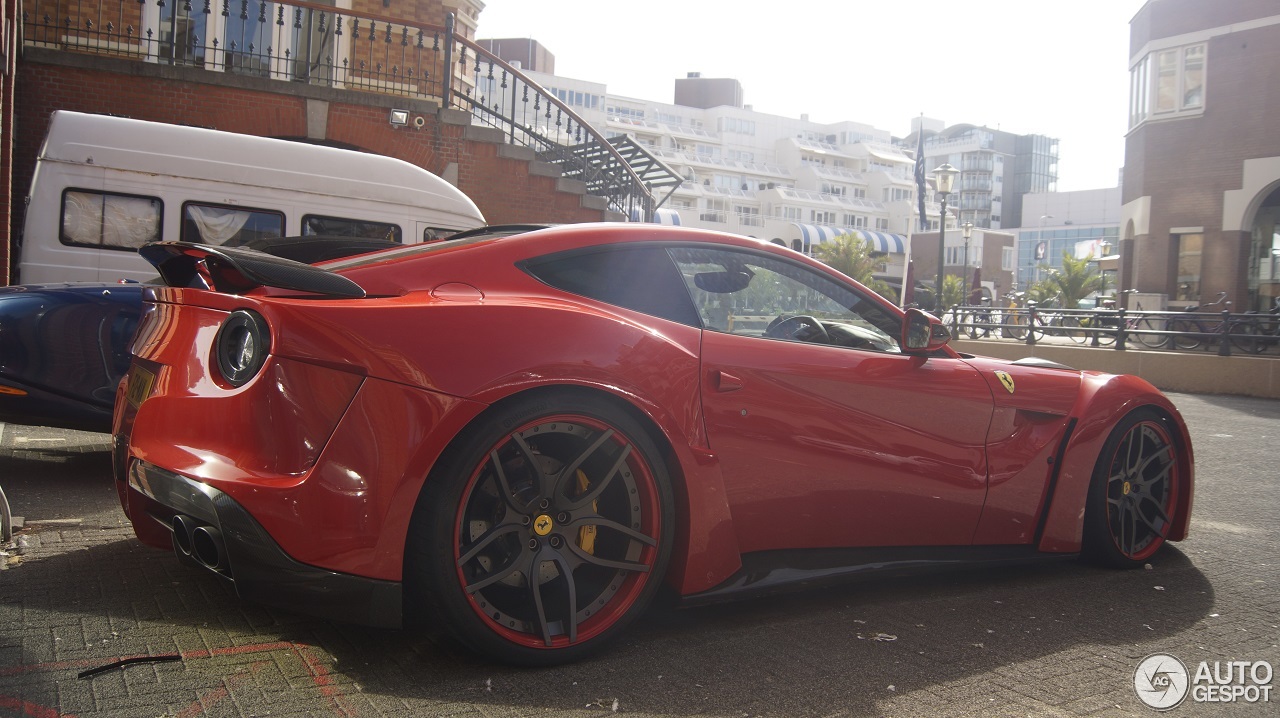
top-left (712, 369), bottom-right (743, 392)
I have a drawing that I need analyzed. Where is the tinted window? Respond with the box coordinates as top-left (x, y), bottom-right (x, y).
top-left (524, 246), bottom-right (701, 327)
top-left (61, 189), bottom-right (162, 250)
top-left (181, 202), bottom-right (283, 246)
top-left (668, 246), bottom-right (901, 353)
top-left (302, 215), bottom-right (402, 242)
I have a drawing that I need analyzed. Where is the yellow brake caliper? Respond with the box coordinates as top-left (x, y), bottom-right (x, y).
top-left (576, 469), bottom-right (597, 555)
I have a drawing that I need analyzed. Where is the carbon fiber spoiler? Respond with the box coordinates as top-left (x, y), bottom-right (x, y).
top-left (139, 242), bottom-right (366, 299)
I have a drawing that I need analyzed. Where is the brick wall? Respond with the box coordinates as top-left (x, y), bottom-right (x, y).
top-left (1124, 14), bottom-right (1280, 307)
top-left (9, 59), bottom-right (610, 282)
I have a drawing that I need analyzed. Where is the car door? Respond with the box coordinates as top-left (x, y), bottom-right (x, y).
top-left (668, 246), bottom-right (997, 553)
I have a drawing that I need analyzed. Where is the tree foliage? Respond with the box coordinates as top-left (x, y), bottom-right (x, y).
top-left (813, 233), bottom-right (896, 302)
top-left (1033, 252), bottom-right (1110, 309)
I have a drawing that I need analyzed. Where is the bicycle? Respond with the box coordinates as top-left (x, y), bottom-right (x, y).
top-left (1164, 292), bottom-right (1258, 353)
top-left (1231, 297), bottom-right (1280, 355)
top-left (1080, 292), bottom-right (1169, 349)
top-left (999, 296), bottom-right (1086, 344)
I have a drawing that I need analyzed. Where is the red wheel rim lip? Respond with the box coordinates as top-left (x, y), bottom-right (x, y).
top-left (452, 414), bottom-right (662, 650)
top-left (1107, 419), bottom-right (1178, 561)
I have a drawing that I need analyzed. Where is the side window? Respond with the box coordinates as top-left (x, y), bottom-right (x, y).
top-left (668, 246), bottom-right (901, 353)
top-left (60, 189), bottom-right (162, 250)
top-left (302, 215), bottom-right (402, 242)
top-left (181, 202), bottom-right (283, 246)
top-left (522, 246), bottom-right (701, 326)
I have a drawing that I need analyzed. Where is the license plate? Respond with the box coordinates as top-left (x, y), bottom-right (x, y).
top-left (125, 365), bottom-right (156, 409)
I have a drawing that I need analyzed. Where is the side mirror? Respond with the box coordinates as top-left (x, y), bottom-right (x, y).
top-left (902, 308), bottom-right (951, 354)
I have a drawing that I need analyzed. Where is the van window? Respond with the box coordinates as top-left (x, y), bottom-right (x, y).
top-left (181, 202), bottom-right (284, 246)
top-left (302, 215), bottom-right (403, 242)
top-left (61, 189), bottom-right (162, 250)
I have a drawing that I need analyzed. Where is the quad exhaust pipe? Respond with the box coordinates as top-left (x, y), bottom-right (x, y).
top-left (170, 514), bottom-right (228, 572)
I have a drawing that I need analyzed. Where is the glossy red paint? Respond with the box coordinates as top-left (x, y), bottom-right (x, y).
top-left (701, 331), bottom-right (992, 552)
top-left (113, 223), bottom-right (1194, 655)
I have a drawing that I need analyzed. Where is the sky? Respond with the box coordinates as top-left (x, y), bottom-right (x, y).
top-left (474, 0), bottom-right (1149, 192)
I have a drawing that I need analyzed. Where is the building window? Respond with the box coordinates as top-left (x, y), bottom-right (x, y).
top-left (811, 210), bottom-right (835, 224)
top-left (876, 218), bottom-right (889, 231)
top-left (701, 199), bottom-right (728, 223)
top-left (1175, 233), bottom-right (1203, 302)
top-left (1002, 247), bottom-right (1014, 272)
top-left (1182, 45), bottom-right (1205, 109)
top-left (1130, 43), bottom-right (1205, 127)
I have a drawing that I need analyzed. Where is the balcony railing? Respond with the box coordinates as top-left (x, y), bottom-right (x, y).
top-left (23, 0), bottom-right (678, 220)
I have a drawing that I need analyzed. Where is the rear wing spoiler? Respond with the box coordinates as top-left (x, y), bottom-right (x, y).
top-left (139, 242), bottom-right (366, 299)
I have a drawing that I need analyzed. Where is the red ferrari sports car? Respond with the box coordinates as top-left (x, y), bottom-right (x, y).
top-left (112, 224), bottom-right (1194, 665)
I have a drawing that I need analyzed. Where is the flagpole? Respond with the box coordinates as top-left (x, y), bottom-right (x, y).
top-left (907, 114), bottom-right (927, 309)
top-left (900, 219), bottom-right (912, 308)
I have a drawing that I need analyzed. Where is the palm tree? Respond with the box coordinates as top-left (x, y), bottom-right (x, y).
top-left (1037, 252), bottom-right (1110, 309)
top-left (813, 233), bottom-right (896, 301)
top-left (939, 274), bottom-right (968, 312)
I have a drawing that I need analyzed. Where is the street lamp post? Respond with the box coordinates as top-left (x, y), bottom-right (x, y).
top-left (962, 222), bottom-right (972, 279)
top-left (962, 221), bottom-right (974, 302)
top-left (1035, 214), bottom-right (1054, 286)
top-left (932, 163), bottom-right (959, 313)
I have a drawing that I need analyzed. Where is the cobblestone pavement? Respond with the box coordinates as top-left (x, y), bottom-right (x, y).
top-left (1, 393), bottom-right (1277, 717)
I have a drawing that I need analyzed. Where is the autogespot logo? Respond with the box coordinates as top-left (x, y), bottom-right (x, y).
top-left (1135, 653), bottom-right (1190, 711)
top-left (1134, 653), bottom-right (1275, 711)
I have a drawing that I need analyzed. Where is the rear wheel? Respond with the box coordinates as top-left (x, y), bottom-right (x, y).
top-left (406, 393), bottom-right (674, 665)
top-left (1082, 410), bottom-right (1181, 568)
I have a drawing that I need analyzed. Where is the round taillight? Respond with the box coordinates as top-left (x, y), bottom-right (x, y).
top-left (214, 310), bottom-right (270, 387)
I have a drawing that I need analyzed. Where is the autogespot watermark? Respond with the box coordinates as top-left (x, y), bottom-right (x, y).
top-left (1134, 653), bottom-right (1274, 711)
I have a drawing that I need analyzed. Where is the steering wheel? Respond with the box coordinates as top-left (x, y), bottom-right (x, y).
top-left (764, 314), bottom-right (831, 344)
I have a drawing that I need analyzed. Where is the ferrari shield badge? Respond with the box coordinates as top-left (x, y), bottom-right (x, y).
top-left (995, 370), bottom-right (1016, 394)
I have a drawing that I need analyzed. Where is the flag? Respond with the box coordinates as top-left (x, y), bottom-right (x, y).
top-left (914, 124), bottom-right (927, 231)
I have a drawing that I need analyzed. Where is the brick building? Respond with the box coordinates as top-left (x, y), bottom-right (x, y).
top-left (1121, 0), bottom-right (1280, 311)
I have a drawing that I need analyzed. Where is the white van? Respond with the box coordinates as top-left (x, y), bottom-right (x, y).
top-left (18, 111), bottom-right (486, 283)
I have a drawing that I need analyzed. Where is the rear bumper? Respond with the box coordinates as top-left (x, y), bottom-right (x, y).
top-left (123, 459), bottom-right (403, 628)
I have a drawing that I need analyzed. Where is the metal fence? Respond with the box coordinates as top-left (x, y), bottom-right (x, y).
top-left (944, 304), bottom-right (1280, 357)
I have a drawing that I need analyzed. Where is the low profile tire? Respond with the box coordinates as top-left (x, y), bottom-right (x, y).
top-left (405, 392), bottom-right (675, 666)
top-left (1082, 409), bottom-right (1181, 568)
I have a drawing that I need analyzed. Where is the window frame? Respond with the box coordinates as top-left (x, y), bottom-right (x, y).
top-left (59, 187), bottom-right (164, 251)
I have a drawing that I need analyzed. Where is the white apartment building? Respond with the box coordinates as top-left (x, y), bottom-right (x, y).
top-left (513, 68), bottom-right (952, 283)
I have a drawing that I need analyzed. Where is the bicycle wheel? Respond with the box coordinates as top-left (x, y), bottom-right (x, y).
top-left (1134, 316), bottom-right (1169, 349)
top-left (1168, 318), bottom-right (1201, 350)
top-left (1002, 313), bottom-right (1028, 340)
top-left (1228, 321), bottom-right (1263, 354)
top-left (1093, 320), bottom-right (1117, 346)
top-left (1059, 316), bottom-right (1087, 344)
top-left (961, 312), bottom-right (980, 339)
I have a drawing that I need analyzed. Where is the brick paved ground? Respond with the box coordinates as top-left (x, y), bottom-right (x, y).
top-left (1, 393), bottom-right (1277, 717)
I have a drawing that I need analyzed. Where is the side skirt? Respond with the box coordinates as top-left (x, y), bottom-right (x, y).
top-left (680, 545), bottom-right (1076, 607)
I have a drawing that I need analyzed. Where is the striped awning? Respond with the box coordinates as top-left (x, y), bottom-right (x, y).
top-left (627, 208), bottom-right (683, 225)
top-left (791, 223), bottom-right (905, 254)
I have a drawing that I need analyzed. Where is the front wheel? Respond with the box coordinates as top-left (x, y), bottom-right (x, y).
top-left (406, 393), bottom-right (675, 665)
top-left (1082, 410), bottom-right (1181, 568)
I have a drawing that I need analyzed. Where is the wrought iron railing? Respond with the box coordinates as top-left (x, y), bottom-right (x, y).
top-left (943, 304), bottom-right (1280, 356)
top-left (22, 0), bottom-right (678, 220)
